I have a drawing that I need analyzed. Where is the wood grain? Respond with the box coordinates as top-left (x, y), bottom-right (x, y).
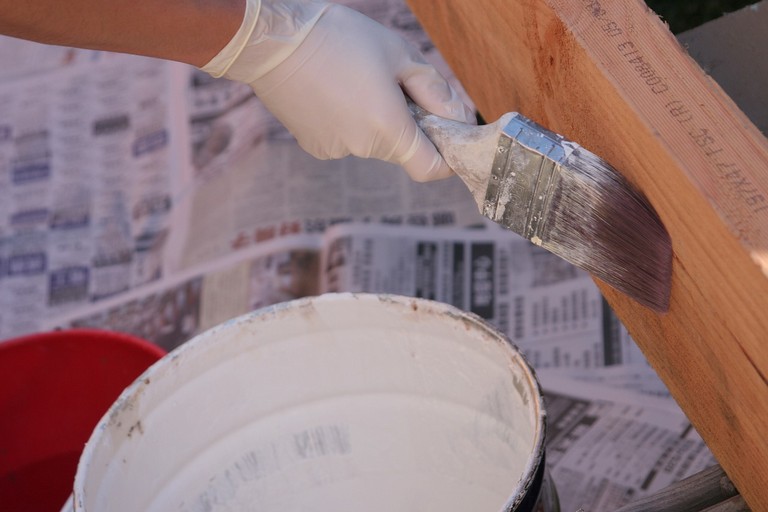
top-left (406, 0), bottom-right (768, 508)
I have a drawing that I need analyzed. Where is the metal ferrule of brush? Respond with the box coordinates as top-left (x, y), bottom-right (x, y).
top-left (483, 115), bottom-right (573, 244)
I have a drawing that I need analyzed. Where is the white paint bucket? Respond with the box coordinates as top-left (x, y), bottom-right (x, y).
top-left (73, 293), bottom-right (557, 511)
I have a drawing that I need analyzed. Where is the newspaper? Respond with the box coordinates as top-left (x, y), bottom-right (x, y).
top-left (0, 53), bottom-right (183, 338)
top-left (540, 374), bottom-right (716, 512)
top-left (1, 1), bottom-right (714, 511)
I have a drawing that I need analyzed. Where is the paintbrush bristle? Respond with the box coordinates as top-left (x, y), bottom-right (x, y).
top-left (542, 147), bottom-right (672, 311)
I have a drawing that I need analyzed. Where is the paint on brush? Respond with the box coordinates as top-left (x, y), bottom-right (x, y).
top-left (73, 293), bottom-right (558, 511)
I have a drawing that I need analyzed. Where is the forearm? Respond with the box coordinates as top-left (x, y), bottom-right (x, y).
top-left (0, 0), bottom-right (245, 66)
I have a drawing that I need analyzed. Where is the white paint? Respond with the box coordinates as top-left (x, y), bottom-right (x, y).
top-left (74, 294), bottom-right (545, 512)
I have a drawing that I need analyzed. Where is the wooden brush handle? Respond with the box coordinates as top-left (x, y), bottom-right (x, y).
top-left (407, 98), bottom-right (502, 207)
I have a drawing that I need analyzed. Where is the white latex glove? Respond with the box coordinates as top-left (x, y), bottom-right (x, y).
top-left (202, 0), bottom-right (475, 181)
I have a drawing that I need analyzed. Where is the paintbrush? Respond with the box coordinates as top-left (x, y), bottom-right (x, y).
top-left (409, 99), bottom-right (672, 312)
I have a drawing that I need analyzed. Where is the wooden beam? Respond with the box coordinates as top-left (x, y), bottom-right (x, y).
top-left (406, 0), bottom-right (768, 509)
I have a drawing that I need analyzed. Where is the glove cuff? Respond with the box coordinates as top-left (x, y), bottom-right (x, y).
top-left (201, 0), bottom-right (261, 78)
top-left (201, 0), bottom-right (331, 83)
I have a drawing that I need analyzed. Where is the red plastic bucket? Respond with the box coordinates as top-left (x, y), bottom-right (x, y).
top-left (0, 329), bottom-right (166, 511)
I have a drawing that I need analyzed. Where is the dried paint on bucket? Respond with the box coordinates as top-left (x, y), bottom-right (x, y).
top-left (74, 293), bottom-right (558, 511)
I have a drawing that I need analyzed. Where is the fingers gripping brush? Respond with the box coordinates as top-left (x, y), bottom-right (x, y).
top-left (409, 100), bottom-right (672, 312)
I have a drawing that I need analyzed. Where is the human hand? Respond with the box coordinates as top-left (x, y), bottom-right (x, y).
top-left (202, 0), bottom-right (475, 181)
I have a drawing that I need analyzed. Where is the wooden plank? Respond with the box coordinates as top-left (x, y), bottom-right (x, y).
top-left (406, 0), bottom-right (768, 509)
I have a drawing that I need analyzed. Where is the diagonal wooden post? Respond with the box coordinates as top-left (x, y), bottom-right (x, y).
top-left (406, 0), bottom-right (768, 509)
